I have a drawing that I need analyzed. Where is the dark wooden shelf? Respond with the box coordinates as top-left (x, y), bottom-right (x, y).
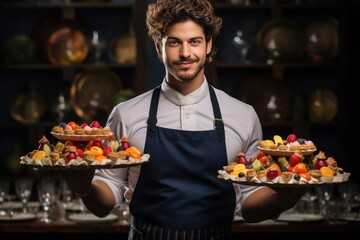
top-left (0, 2), bottom-right (134, 9)
top-left (0, 63), bottom-right (135, 70)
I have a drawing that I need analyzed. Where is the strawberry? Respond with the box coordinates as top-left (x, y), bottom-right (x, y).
top-left (289, 154), bottom-right (301, 167)
top-left (80, 123), bottom-right (89, 129)
top-left (102, 146), bottom-right (112, 156)
top-left (259, 155), bottom-right (270, 166)
top-left (90, 120), bottom-right (101, 128)
top-left (286, 134), bottom-right (297, 143)
top-left (76, 148), bottom-right (83, 157)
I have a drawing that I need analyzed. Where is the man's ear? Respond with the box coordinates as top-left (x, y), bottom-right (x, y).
top-left (156, 42), bottom-right (163, 61)
top-left (207, 38), bottom-right (213, 55)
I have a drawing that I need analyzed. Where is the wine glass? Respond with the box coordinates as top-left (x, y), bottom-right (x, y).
top-left (37, 178), bottom-right (57, 223)
top-left (337, 182), bottom-right (353, 213)
top-left (315, 185), bottom-right (334, 220)
top-left (232, 30), bottom-right (250, 62)
top-left (0, 179), bottom-right (10, 215)
top-left (297, 187), bottom-right (318, 214)
top-left (90, 30), bottom-right (107, 63)
top-left (15, 178), bottom-right (33, 213)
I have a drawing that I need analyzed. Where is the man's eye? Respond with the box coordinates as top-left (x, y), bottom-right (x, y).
top-left (168, 41), bottom-right (178, 46)
top-left (190, 40), bottom-right (201, 45)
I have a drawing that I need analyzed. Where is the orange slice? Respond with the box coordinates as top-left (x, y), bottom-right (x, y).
top-left (273, 135), bottom-right (283, 145)
top-left (95, 155), bottom-right (107, 162)
top-left (32, 150), bottom-right (47, 160)
top-left (292, 163), bottom-right (308, 174)
top-left (233, 163), bottom-right (246, 172)
top-left (320, 166), bottom-right (334, 178)
top-left (90, 146), bottom-right (103, 157)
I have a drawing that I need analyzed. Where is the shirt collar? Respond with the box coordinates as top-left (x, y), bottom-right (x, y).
top-left (161, 78), bottom-right (209, 106)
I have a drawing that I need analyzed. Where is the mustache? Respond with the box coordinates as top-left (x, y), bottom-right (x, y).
top-left (174, 58), bottom-right (198, 64)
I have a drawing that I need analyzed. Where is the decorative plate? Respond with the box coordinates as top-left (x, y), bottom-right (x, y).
top-left (70, 69), bottom-right (122, 122)
top-left (276, 213), bottom-right (324, 222)
top-left (256, 18), bottom-right (305, 62)
top-left (257, 147), bottom-right (317, 157)
top-left (68, 213), bottom-right (118, 224)
top-left (0, 213), bottom-right (36, 222)
top-left (51, 132), bottom-right (114, 141)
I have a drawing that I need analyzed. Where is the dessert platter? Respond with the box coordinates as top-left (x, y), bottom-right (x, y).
top-left (20, 121), bottom-right (150, 170)
top-left (218, 134), bottom-right (350, 187)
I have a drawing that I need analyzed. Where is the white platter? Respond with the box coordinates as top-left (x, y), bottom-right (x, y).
top-left (0, 212), bottom-right (36, 222)
top-left (276, 213), bottom-right (324, 222)
top-left (68, 213), bottom-right (118, 224)
top-left (6, 201), bottom-right (40, 210)
top-left (258, 147), bottom-right (317, 157)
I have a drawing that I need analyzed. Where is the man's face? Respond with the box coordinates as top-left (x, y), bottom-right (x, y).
top-left (158, 20), bottom-right (212, 83)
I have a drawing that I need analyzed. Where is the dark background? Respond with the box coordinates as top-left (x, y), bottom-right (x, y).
top-left (0, 0), bottom-right (359, 184)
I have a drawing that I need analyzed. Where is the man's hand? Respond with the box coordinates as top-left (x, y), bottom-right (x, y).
top-left (57, 169), bottom-right (95, 196)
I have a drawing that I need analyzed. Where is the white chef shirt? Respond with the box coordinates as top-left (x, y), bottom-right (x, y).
top-left (94, 78), bottom-right (263, 215)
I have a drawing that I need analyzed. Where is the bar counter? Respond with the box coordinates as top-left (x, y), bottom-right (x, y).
top-left (1, 216), bottom-right (359, 239)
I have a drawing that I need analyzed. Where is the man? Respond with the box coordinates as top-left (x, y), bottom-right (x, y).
top-left (61, 0), bottom-right (306, 239)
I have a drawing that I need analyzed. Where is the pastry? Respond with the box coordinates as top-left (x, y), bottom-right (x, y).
top-left (224, 162), bottom-right (236, 173)
top-left (84, 126), bottom-right (93, 135)
top-left (118, 150), bottom-right (129, 160)
top-left (107, 152), bottom-right (119, 161)
top-left (64, 129), bottom-right (74, 135)
top-left (52, 126), bottom-right (64, 134)
top-left (308, 169), bottom-right (321, 180)
top-left (91, 128), bottom-right (102, 135)
top-left (257, 170), bottom-right (267, 182)
top-left (66, 145), bottom-right (77, 153)
top-left (83, 153), bottom-right (95, 162)
top-left (280, 171), bottom-right (293, 183)
top-left (50, 151), bottom-right (60, 161)
top-left (101, 126), bottom-right (111, 135)
top-left (74, 128), bottom-right (85, 135)
top-left (245, 168), bottom-right (256, 182)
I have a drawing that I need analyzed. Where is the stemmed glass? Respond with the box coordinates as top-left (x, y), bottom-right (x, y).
top-left (315, 185), bottom-right (335, 220)
top-left (90, 30), bottom-right (106, 63)
top-left (0, 179), bottom-right (10, 215)
top-left (338, 182), bottom-right (353, 213)
top-left (37, 178), bottom-right (57, 223)
top-left (15, 178), bottom-right (33, 213)
top-left (297, 187), bottom-right (318, 214)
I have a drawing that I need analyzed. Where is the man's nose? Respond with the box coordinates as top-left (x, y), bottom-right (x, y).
top-left (180, 44), bottom-right (191, 58)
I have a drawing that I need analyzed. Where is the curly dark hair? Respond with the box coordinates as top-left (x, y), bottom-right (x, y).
top-left (146, 0), bottom-right (223, 62)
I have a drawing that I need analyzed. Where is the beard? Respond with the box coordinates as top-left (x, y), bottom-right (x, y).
top-left (170, 58), bottom-right (206, 82)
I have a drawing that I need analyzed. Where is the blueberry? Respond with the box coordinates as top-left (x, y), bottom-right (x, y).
top-left (294, 174), bottom-right (300, 181)
top-left (297, 138), bottom-right (306, 144)
top-left (238, 172), bottom-right (245, 178)
top-left (59, 122), bottom-right (67, 129)
top-left (281, 166), bottom-right (288, 172)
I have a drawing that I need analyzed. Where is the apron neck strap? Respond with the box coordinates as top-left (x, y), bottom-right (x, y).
top-left (208, 85), bottom-right (225, 142)
top-left (147, 86), bottom-right (161, 137)
top-left (146, 84), bottom-right (224, 142)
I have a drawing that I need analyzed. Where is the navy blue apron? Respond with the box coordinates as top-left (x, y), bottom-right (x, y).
top-left (130, 85), bottom-right (235, 234)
